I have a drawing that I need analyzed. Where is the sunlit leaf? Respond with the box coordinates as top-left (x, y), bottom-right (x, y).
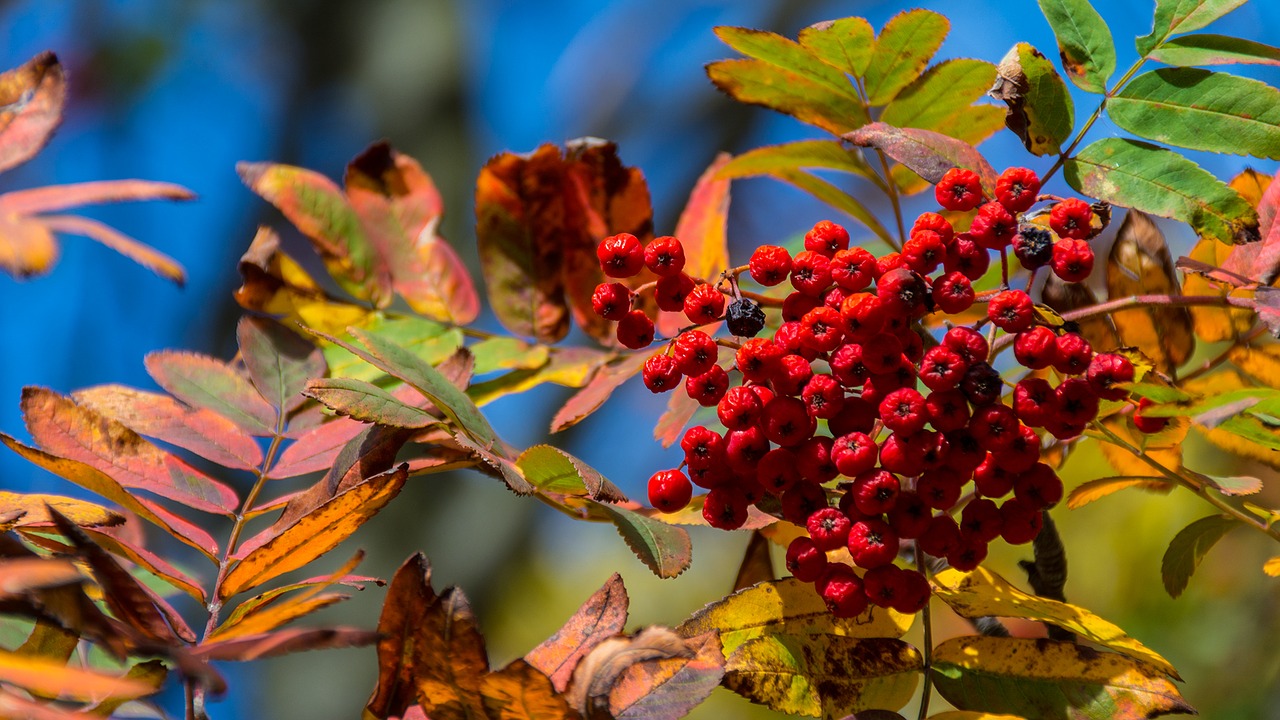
top-left (322, 316), bottom-right (464, 385)
top-left (714, 27), bottom-right (856, 95)
top-left (516, 445), bottom-right (626, 502)
top-left (0, 213), bottom-right (56, 277)
top-left (724, 633), bottom-right (921, 716)
top-left (467, 347), bottom-right (608, 407)
top-left (1066, 476), bottom-right (1173, 509)
top-left (238, 316), bottom-right (326, 417)
top-left (716, 140), bottom-right (877, 183)
top-left (480, 659), bottom-right (576, 720)
top-left (1161, 513), bottom-right (1241, 597)
top-left (989, 43), bottom-right (1074, 156)
top-left (1037, 0), bottom-right (1116, 93)
top-left (566, 626), bottom-right (692, 716)
top-left (656, 152), bottom-right (732, 337)
top-left (0, 51), bottom-right (65, 174)
top-left (268, 416), bottom-right (365, 479)
top-left (610, 632), bottom-right (725, 720)
top-left (470, 337), bottom-right (551, 376)
top-left (551, 351), bottom-right (648, 432)
top-left (1150, 33), bottom-right (1280, 66)
top-left (1064, 138), bottom-right (1260, 244)
top-left (678, 577), bottom-right (912, 655)
top-left (0, 648), bottom-right (153, 703)
top-left (1136, 0), bottom-right (1250, 57)
top-left (846, 122), bottom-right (998, 195)
top-left (39, 214), bottom-right (185, 284)
top-left (304, 378), bottom-right (442, 428)
top-left (414, 587), bottom-right (490, 720)
top-left (592, 501), bottom-right (692, 579)
top-left (144, 350), bottom-right (277, 435)
top-left (195, 627), bottom-right (378, 661)
top-left (926, 713), bottom-right (1027, 720)
top-left (1104, 210), bottom-right (1195, 373)
top-left (1183, 196), bottom-right (1259, 344)
top-left (932, 567), bottom-right (1178, 677)
top-left (221, 464), bottom-right (407, 599)
top-left (1099, 414), bottom-right (1188, 476)
top-left (1264, 556), bottom-right (1280, 576)
top-left (526, 573), bottom-right (628, 693)
top-left (69, 525), bottom-right (205, 603)
top-left (862, 9), bottom-right (950, 105)
top-left (0, 491), bottom-right (121, 530)
top-left (797, 17), bottom-right (875, 77)
top-left (707, 59), bottom-right (868, 136)
top-left (932, 636), bottom-right (1194, 718)
top-left (0, 557), bottom-right (81, 598)
top-left (882, 59), bottom-right (997, 134)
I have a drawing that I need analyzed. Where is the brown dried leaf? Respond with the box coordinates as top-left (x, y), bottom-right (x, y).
top-left (1105, 210), bottom-right (1194, 373)
top-left (567, 626), bottom-right (692, 718)
top-left (526, 573), bottom-right (629, 693)
top-left (0, 51), bottom-right (65, 174)
top-left (367, 554), bottom-right (437, 720)
top-left (415, 587), bottom-right (491, 720)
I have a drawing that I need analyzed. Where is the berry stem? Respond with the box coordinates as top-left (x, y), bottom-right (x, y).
top-left (1000, 248), bottom-right (1010, 288)
top-left (724, 286), bottom-right (785, 307)
top-left (916, 549), bottom-right (935, 720)
top-left (714, 337), bottom-right (743, 351)
top-left (873, 149), bottom-right (907, 251)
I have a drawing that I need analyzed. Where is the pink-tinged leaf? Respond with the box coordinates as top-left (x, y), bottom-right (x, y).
top-left (73, 384), bottom-right (263, 472)
top-left (195, 627), bottom-right (379, 661)
top-left (0, 433), bottom-right (218, 562)
top-left (1225, 167), bottom-right (1280, 284)
top-left (655, 153), bottom-right (732, 338)
top-left (654, 386), bottom-right (701, 448)
top-left (0, 213), bottom-right (57, 278)
top-left (269, 416), bottom-right (366, 478)
top-left (239, 161), bottom-right (389, 305)
top-left (0, 557), bottom-right (81, 597)
top-left (345, 141), bottom-right (480, 324)
top-left (21, 387), bottom-right (239, 515)
top-left (145, 350), bottom-right (277, 435)
top-left (37, 214), bottom-right (184, 285)
top-left (0, 180), bottom-right (194, 215)
top-left (611, 632), bottom-right (725, 720)
top-left (551, 352), bottom-right (648, 432)
top-left (0, 51), bottom-right (65, 175)
top-left (526, 573), bottom-right (629, 692)
top-left (237, 316), bottom-right (327, 415)
top-left (82, 524), bottom-right (206, 604)
top-left (845, 122), bottom-right (998, 194)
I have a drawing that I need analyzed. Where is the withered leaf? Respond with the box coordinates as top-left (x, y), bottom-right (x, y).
top-left (1105, 210), bottom-right (1195, 373)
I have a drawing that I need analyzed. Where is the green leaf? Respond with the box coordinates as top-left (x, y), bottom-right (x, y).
top-left (863, 9), bottom-right (950, 105)
top-left (771, 169), bottom-right (894, 245)
top-left (989, 43), bottom-right (1075, 156)
top-left (322, 315), bottom-right (463, 384)
top-left (932, 636), bottom-right (1194, 719)
top-left (723, 634), bottom-right (921, 716)
top-left (469, 337), bottom-right (551, 376)
top-left (714, 27), bottom-right (855, 95)
top-left (237, 316), bottom-right (326, 417)
top-left (1063, 138), bottom-right (1260, 244)
top-left (1149, 33), bottom-right (1280, 67)
top-left (591, 501), bottom-right (691, 579)
top-left (1161, 513), bottom-right (1242, 597)
top-left (1137, 0), bottom-right (1250, 57)
top-left (716, 140), bottom-right (878, 183)
top-left (1109, 68), bottom-right (1280, 159)
top-left (515, 445), bottom-right (626, 502)
top-left (1037, 0), bottom-right (1116, 93)
top-left (1121, 382), bottom-right (1193, 403)
top-left (797, 17), bottom-right (875, 77)
top-left (881, 59), bottom-right (997, 131)
top-left (707, 59), bottom-right (869, 135)
top-left (846, 122), bottom-right (998, 194)
top-left (303, 378), bottom-right (441, 428)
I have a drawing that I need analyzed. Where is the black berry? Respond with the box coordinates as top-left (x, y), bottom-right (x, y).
top-left (726, 297), bottom-right (766, 337)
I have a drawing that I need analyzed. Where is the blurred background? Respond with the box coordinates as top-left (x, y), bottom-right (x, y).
top-left (2, 0), bottom-right (1280, 717)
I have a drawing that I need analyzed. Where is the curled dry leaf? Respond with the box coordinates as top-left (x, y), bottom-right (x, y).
top-left (988, 43), bottom-right (1074, 156)
top-left (566, 626), bottom-right (692, 718)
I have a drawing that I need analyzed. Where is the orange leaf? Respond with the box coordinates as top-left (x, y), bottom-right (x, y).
top-left (0, 491), bottom-right (122, 529)
top-left (0, 179), bottom-right (193, 215)
top-left (479, 660), bottom-right (577, 720)
top-left (73, 384), bottom-right (263, 472)
top-left (77, 524), bottom-right (205, 604)
top-left (551, 352), bottom-right (648, 432)
top-left (0, 558), bottom-right (81, 598)
top-left (655, 153), bottom-right (732, 338)
top-left (0, 51), bottom-right (65, 174)
top-left (526, 573), bottom-right (629, 692)
top-left (212, 552), bottom-right (364, 640)
top-left (195, 627), bottom-right (378, 662)
top-left (21, 387), bottom-right (239, 515)
top-left (0, 649), bottom-right (154, 703)
top-left (144, 350), bottom-right (277, 435)
top-left (609, 632), bottom-right (725, 720)
top-left (366, 554), bottom-right (437, 720)
top-left (414, 587), bottom-right (491, 720)
top-left (220, 464), bottom-right (407, 599)
top-left (0, 213), bottom-right (57, 277)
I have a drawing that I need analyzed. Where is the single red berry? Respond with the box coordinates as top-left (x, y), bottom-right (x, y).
top-left (960, 497), bottom-right (1005, 543)
top-left (703, 487), bottom-right (749, 529)
top-left (717, 385), bottom-right (763, 430)
top-left (1051, 238), bottom-right (1094, 282)
top-left (829, 343), bottom-right (870, 388)
top-left (685, 366), bottom-right (729, 406)
top-left (924, 389), bottom-right (971, 432)
top-left (887, 491), bottom-right (932, 539)
top-left (1086, 352), bottom-right (1136, 401)
top-left (995, 166), bottom-right (1041, 214)
top-left (643, 235), bottom-right (686, 277)
top-left (688, 462), bottom-right (730, 490)
top-left (781, 482), bottom-right (828, 525)
top-left (648, 469), bottom-right (692, 513)
top-left (960, 362), bottom-right (1003, 407)
top-left (944, 233), bottom-right (991, 281)
top-left (802, 373), bottom-right (845, 420)
top-left (671, 330), bottom-right (717, 377)
top-left (799, 306), bottom-right (845, 353)
top-left (876, 268), bottom-right (929, 318)
top-left (879, 388), bottom-right (928, 435)
top-left (1053, 332), bottom-right (1093, 375)
top-left (822, 286), bottom-right (847, 312)
top-left (947, 536), bottom-right (989, 571)
top-left (987, 289), bottom-right (1035, 332)
top-left (946, 428), bottom-right (988, 475)
top-left (642, 353), bottom-right (680, 393)
top-left (655, 273), bottom-right (695, 312)
top-left (785, 536), bottom-right (828, 582)
top-left (992, 424), bottom-right (1042, 474)
top-left (840, 293), bottom-right (887, 340)
top-left (1012, 377), bottom-right (1057, 428)
top-left (877, 432), bottom-right (925, 477)
top-left (749, 245), bottom-right (793, 286)
top-left (725, 426), bottom-right (770, 474)
top-left (681, 426), bottom-right (725, 469)
top-left (932, 271), bottom-right (975, 314)
top-left (1133, 397), bottom-right (1170, 433)
top-left (736, 338), bottom-right (785, 384)
top-left (935, 167), bottom-right (985, 211)
top-left (807, 507), bottom-right (853, 551)
top-left (759, 447), bottom-right (801, 494)
top-left (1013, 327), bottom-right (1059, 370)
top-left (616, 310), bottom-right (655, 349)
top-left (816, 564), bottom-right (869, 618)
top-left (761, 396), bottom-right (817, 447)
top-left (973, 453), bottom-right (1015, 497)
top-left (851, 469), bottom-right (901, 516)
top-left (999, 497), bottom-right (1044, 545)
top-left (683, 282), bottom-right (725, 324)
top-left (912, 212), bottom-right (955, 244)
top-left (863, 564), bottom-right (904, 609)
top-left (1050, 198), bottom-right (1094, 240)
top-left (791, 250), bottom-right (834, 296)
top-left (591, 282), bottom-right (632, 320)
top-left (944, 326), bottom-right (989, 364)
top-left (1014, 463), bottom-right (1064, 509)
top-left (903, 230), bottom-right (948, 274)
top-left (796, 435), bottom-right (839, 484)
top-left (970, 404), bottom-right (1021, 452)
top-left (847, 518), bottom-right (900, 569)
top-left (597, 233), bottom-right (644, 277)
top-left (830, 247), bottom-right (877, 292)
top-left (805, 220), bottom-right (850, 256)
top-left (782, 291), bottom-right (822, 323)
top-left (861, 333), bottom-right (906, 375)
top-left (892, 569), bottom-right (932, 614)
top-left (875, 252), bottom-right (906, 278)
top-left (918, 514), bottom-right (961, 558)
top-left (917, 466), bottom-right (963, 510)
top-left (970, 201), bottom-right (1018, 249)
top-left (830, 432), bottom-right (877, 477)
top-left (918, 346), bottom-right (967, 393)
top-left (772, 353), bottom-right (816, 396)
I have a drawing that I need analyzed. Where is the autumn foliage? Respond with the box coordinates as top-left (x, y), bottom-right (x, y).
top-left (4, 2), bottom-right (1280, 719)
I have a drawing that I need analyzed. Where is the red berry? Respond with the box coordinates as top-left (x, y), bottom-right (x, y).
top-left (736, 338), bottom-right (785, 384)
top-left (796, 436), bottom-right (839, 484)
top-left (970, 201), bottom-right (1018, 249)
top-left (761, 396), bottom-right (817, 447)
top-left (802, 374), bottom-right (845, 420)
top-left (919, 346), bottom-right (967, 392)
top-left (999, 497), bottom-right (1044, 545)
top-left (672, 330), bottom-right (718, 377)
top-left (597, 233), bottom-right (645, 277)
top-left (1053, 332), bottom-right (1093, 375)
top-left (1051, 238), bottom-right (1094, 282)
top-left (642, 353), bottom-right (680, 393)
top-left (918, 467), bottom-right (964, 509)
top-left (683, 283), bottom-right (725, 324)
top-left (993, 424), bottom-right (1041, 473)
top-left (1012, 377), bottom-right (1056, 428)
top-left (807, 507), bottom-right (853, 551)
top-left (970, 404), bottom-right (1021, 452)
top-left (725, 426), bottom-right (770, 474)
top-left (840, 293), bottom-right (887, 340)
top-left (681, 426), bottom-right (725, 469)
top-left (879, 388), bottom-right (928, 435)
top-left (987, 289), bottom-right (1035, 332)
top-left (851, 469), bottom-right (901, 516)
top-left (887, 491), bottom-right (932, 539)
top-left (960, 497), bottom-right (1004, 543)
top-left (947, 536), bottom-right (989, 571)
top-left (591, 282), bottom-right (632, 319)
top-left (799, 306), bottom-right (845, 353)
top-left (786, 536), bottom-right (828, 582)
top-left (1049, 198), bottom-right (1093, 240)
top-left (995, 166), bottom-right (1041, 214)
top-left (944, 326), bottom-right (989, 365)
top-left (1086, 352), bottom-right (1135, 401)
top-left (877, 432), bottom-right (925, 477)
top-left (924, 389), bottom-right (971, 432)
top-left (1013, 226), bottom-right (1054, 270)
top-left (816, 564), bottom-right (869, 618)
top-left (749, 245), bottom-right (793, 286)
top-left (1014, 463), bottom-right (1064, 509)
top-left (847, 518), bottom-right (900, 569)
top-left (903, 230), bottom-right (948, 274)
top-left (828, 397), bottom-right (877, 436)
top-left (918, 514), bottom-right (961, 557)
top-left (643, 235), bottom-right (686, 276)
top-left (935, 167), bottom-right (985, 211)
top-left (772, 353), bottom-right (815, 396)
top-left (759, 448), bottom-right (801, 494)
top-left (616, 310), bottom-right (655, 349)
top-left (782, 291), bottom-right (822, 323)
top-left (876, 268), bottom-right (929, 318)
top-left (893, 569), bottom-right (932, 613)
top-left (648, 469), bottom-right (692, 513)
top-left (805, 220), bottom-right (850, 256)
top-left (791, 250), bottom-right (834, 296)
top-left (1133, 397), bottom-right (1169, 433)
top-left (960, 362), bottom-right (1003, 407)
top-left (685, 367), bottom-right (729, 406)
top-left (655, 273), bottom-right (695, 312)
top-left (1013, 327), bottom-right (1059, 370)
top-left (703, 487), bottom-right (749, 529)
top-left (717, 386), bottom-right (763, 430)
top-left (973, 453), bottom-right (1015, 497)
top-left (831, 248), bottom-right (877, 291)
top-left (933, 271), bottom-right (975, 314)
top-left (912, 212), bottom-right (955, 244)
top-left (944, 233), bottom-right (991, 281)
top-left (781, 482), bottom-right (828, 525)
top-left (831, 432), bottom-right (878, 477)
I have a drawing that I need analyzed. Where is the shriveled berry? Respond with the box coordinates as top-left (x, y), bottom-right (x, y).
top-left (960, 362), bottom-right (1003, 406)
top-left (597, 233), bottom-right (644, 277)
top-left (805, 220), bottom-right (850, 256)
top-left (1051, 238), bottom-right (1094, 282)
top-left (786, 536), bottom-right (828, 582)
top-left (1050, 198), bottom-right (1093, 240)
top-left (592, 282), bottom-right (632, 319)
top-left (995, 166), bottom-right (1041, 214)
top-left (616, 310), bottom-right (655, 349)
top-left (726, 297), bottom-right (766, 337)
top-left (686, 366), bottom-right (729, 406)
top-left (1013, 226), bottom-right (1053, 270)
top-left (644, 235), bottom-right (686, 277)
top-left (683, 283), bottom-right (725, 324)
top-left (935, 167), bottom-right (984, 211)
top-left (642, 353), bottom-right (680, 393)
top-left (648, 469), bottom-right (692, 513)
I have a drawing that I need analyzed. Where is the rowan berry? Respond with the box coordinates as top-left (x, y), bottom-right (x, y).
top-left (840, 293), bottom-right (887, 340)
top-left (935, 167), bottom-right (984, 211)
top-left (772, 353), bottom-right (815, 396)
top-left (999, 497), bottom-right (1044, 545)
top-left (805, 220), bottom-right (850, 256)
top-left (681, 426), bottom-right (724, 469)
top-left (970, 201), bottom-right (1018, 249)
top-left (648, 469), bottom-right (692, 513)
top-left (828, 397), bottom-right (878, 436)
top-left (816, 564), bottom-right (868, 618)
top-left (945, 428), bottom-right (988, 475)
top-left (987, 289), bottom-right (1035, 332)
top-left (918, 467), bottom-right (964, 509)
top-left (1086, 352), bottom-right (1135, 401)
top-left (799, 306), bottom-right (845, 353)
top-left (748, 245), bottom-right (793, 286)
top-left (925, 389), bottom-right (971, 432)
top-left (847, 518), bottom-right (900, 568)
top-left (1013, 226), bottom-right (1053, 270)
top-left (903, 230), bottom-right (948, 274)
top-left (943, 326), bottom-right (989, 364)
top-left (749, 378), bottom-right (776, 408)
top-left (683, 282), bottom-right (725, 324)
top-left (703, 487), bottom-right (749, 530)
top-left (863, 564), bottom-right (904, 609)
top-left (912, 211), bottom-right (955, 244)
top-left (973, 453), bottom-right (1014, 498)
top-left (796, 436), bottom-right (839, 484)
top-left (822, 286), bottom-right (847, 312)
top-left (786, 536), bottom-right (828, 582)
top-left (944, 233), bottom-right (991, 281)
top-left (960, 497), bottom-right (1004, 543)
top-left (862, 332), bottom-right (906, 375)
top-left (644, 235), bottom-right (686, 277)
top-left (782, 291), bottom-right (821, 323)
top-left (616, 310), bottom-right (655, 349)
top-left (802, 374), bottom-right (844, 419)
top-left (995, 166), bottom-right (1041, 214)
top-left (685, 366), bottom-right (729, 406)
top-left (642, 353), bottom-right (680, 393)
top-left (726, 297), bottom-right (766, 337)
top-left (1049, 198), bottom-right (1094, 240)
top-left (877, 268), bottom-right (929, 317)
top-left (736, 338), bottom-right (782, 384)
top-left (887, 491), bottom-right (932, 539)
top-left (791, 250), bottom-right (833, 296)
top-left (759, 447), bottom-right (801, 494)
top-left (672, 330), bottom-right (717, 377)
top-left (1013, 327), bottom-right (1059, 369)
top-left (781, 482), bottom-right (828, 525)
top-left (807, 507), bottom-right (852, 551)
top-left (1051, 238), bottom-right (1094, 282)
top-left (1133, 397), bottom-right (1169, 433)
top-left (847, 470), bottom-right (897, 516)
top-left (879, 387), bottom-right (928, 435)
top-left (1053, 332), bottom-right (1093, 375)
top-left (1012, 377), bottom-right (1056, 427)
top-left (970, 404), bottom-right (1021, 452)
top-left (1014, 463), bottom-right (1063, 509)
top-left (893, 568), bottom-right (932, 614)
top-left (948, 536), bottom-right (989, 571)
top-left (932, 271), bottom-right (975, 314)
top-left (830, 432), bottom-right (877, 477)
top-left (876, 252), bottom-right (906, 278)
top-left (761, 396), bottom-right (816, 447)
top-left (960, 362), bottom-right (1003, 406)
top-left (591, 282), bottom-right (632, 319)
top-left (993, 424), bottom-right (1041, 473)
top-left (718, 386), bottom-right (763, 430)
top-left (597, 233), bottom-right (645, 277)
top-left (725, 426), bottom-right (770, 474)
top-left (877, 432), bottom-right (925, 477)
top-left (655, 272), bottom-right (695, 312)
top-left (918, 514), bottom-right (961, 558)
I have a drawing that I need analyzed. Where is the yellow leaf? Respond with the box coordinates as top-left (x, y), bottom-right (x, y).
top-left (1099, 415), bottom-right (1187, 476)
top-left (1229, 343), bottom-right (1280, 389)
top-left (677, 577), bottom-right (913, 656)
top-left (213, 553), bottom-right (364, 640)
top-left (932, 567), bottom-right (1178, 678)
top-left (1066, 476), bottom-right (1173, 509)
top-left (0, 492), bottom-right (122, 530)
top-left (927, 713), bottom-right (1027, 720)
top-left (0, 214), bottom-right (57, 277)
top-left (220, 465), bottom-right (407, 599)
top-left (1183, 236), bottom-right (1254, 342)
top-left (1264, 557), bottom-right (1280, 576)
top-left (0, 648), bottom-right (155, 703)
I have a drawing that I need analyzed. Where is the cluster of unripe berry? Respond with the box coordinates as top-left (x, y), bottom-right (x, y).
top-left (592, 166), bottom-right (1141, 618)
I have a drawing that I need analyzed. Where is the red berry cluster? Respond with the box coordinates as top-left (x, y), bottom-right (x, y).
top-left (593, 167), bottom-right (1133, 618)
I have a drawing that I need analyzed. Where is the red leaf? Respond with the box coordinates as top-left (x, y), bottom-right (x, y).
top-left (526, 573), bottom-right (629, 692)
top-left (0, 51), bottom-right (65, 174)
top-left (268, 415), bottom-right (367, 478)
top-left (845, 121), bottom-right (998, 194)
top-left (144, 351), bottom-right (277, 435)
top-left (551, 352), bottom-right (649, 432)
top-left (1224, 167), bottom-right (1280, 284)
top-left (656, 153), bottom-right (732, 338)
top-left (0, 180), bottom-right (194, 215)
top-left (653, 385), bottom-right (701, 449)
top-left (194, 627), bottom-right (378, 661)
